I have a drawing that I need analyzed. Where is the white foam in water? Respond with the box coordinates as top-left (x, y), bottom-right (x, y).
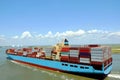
top-left (10, 60), bottom-right (36, 70)
top-left (11, 60), bottom-right (74, 80)
top-left (108, 74), bottom-right (120, 79)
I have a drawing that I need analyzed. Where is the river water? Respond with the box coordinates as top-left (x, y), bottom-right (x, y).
top-left (0, 47), bottom-right (120, 80)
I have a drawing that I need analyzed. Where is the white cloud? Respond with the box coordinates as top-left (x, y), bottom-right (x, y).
top-left (0, 35), bottom-right (5, 40)
top-left (62, 29), bottom-right (85, 37)
top-left (12, 36), bottom-right (19, 39)
top-left (1, 29), bottom-right (120, 46)
top-left (109, 32), bottom-right (120, 36)
top-left (36, 34), bottom-right (43, 38)
top-left (21, 31), bottom-right (33, 39)
top-left (87, 29), bottom-right (98, 33)
top-left (87, 29), bottom-right (108, 34)
top-left (42, 29), bottom-right (85, 38)
top-left (45, 31), bottom-right (54, 38)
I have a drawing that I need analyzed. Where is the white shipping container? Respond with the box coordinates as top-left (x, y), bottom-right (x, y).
top-left (91, 47), bottom-right (103, 51)
top-left (70, 54), bottom-right (78, 57)
top-left (103, 56), bottom-right (109, 60)
top-left (80, 60), bottom-right (90, 63)
top-left (91, 58), bottom-right (103, 62)
top-left (70, 50), bottom-right (79, 54)
top-left (91, 53), bottom-right (103, 57)
top-left (91, 57), bottom-right (103, 60)
top-left (70, 53), bottom-right (78, 55)
top-left (61, 54), bottom-right (69, 56)
top-left (80, 58), bottom-right (90, 61)
top-left (91, 51), bottom-right (103, 54)
top-left (91, 56), bottom-right (104, 59)
top-left (80, 61), bottom-right (90, 63)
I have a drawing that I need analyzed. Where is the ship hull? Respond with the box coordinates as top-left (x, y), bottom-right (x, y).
top-left (7, 54), bottom-right (112, 76)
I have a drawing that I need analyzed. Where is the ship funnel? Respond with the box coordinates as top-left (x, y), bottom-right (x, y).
top-left (64, 39), bottom-right (69, 46)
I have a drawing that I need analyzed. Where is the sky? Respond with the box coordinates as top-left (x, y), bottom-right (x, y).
top-left (0, 0), bottom-right (120, 46)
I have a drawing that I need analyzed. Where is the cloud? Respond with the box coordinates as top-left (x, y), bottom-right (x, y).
top-left (2, 29), bottom-right (120, 46)
top-left (41, 29), bottom-right (85, 38)
top-left (20, 31), bottom-right (33, 39)
top-left (12, 36), bottom-right (19, 39)
top-left (87, 29), bottom-right (98, 33)
top-left (109, 32), bottom-right (120, 36)
top-left (0, 35), bottom-right (6, 40)
top-left (45, 31), bottom-right (54, 38)
top-left (87, 29), bottom-right (109, 34)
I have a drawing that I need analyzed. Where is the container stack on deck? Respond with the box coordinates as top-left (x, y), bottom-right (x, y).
top-left (7, 44), bottom-right (112, 68)
top-left (69, 47), bottom-right (79, 63)
top-left (60, 45), bottom-right (112, 67)
top-left (91, 47), bottom-right (104, 65)
top-left (90, 46), bottom-right (111, 65)
top-left (79, 47), bottom-right (91, 64)
top-left (60, 47), bottom-right (70, 62)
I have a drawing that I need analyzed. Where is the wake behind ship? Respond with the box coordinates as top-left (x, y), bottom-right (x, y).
top-left (6, 39), bottom-right (112, 76)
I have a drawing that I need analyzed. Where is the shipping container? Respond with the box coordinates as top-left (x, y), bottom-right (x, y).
top-left (91, 58), bottom-right (103, 62)
top-left (80, 52), bottom-right (90, 58)
top-left (91, 56), bottom-right (103, 59)
top-left (80, 47), bottom-right (90, 53)
top-left (91, 51), bottom-right (103, 54)
top-left (60, 56), bottom-right (69, 62)
top-left (70, 47), bottom-right (79, 50)
top-left (61, 47), bottom-right (70, 52)
top-left (91, 53), bottom-right (103, 57)
top-left (17, 52), bottom-right (23, 56)
top-left (70, 50), bottom-right (79, 54)
top-left (88, 44), bottom-right (100, 47)
top-left (31, 54), bottom-right (36, 58)
top-left (69, 54), bottom-right (79, 57)
top-left (69, 49), bottom-right (79, 57)
top-left (69, 57), bottom-right (79, 63)
top-left (91, 61), bottom-right (103, 65)
top-left (80, 58), bottom-right (90, 63)
top-left (91, 47), bottom-right (103, 51)
top-left (60, 52), bottom-right (70, 56)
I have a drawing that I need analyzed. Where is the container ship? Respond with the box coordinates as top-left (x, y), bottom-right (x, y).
top-left (6, 39), bottom-right (112, 76)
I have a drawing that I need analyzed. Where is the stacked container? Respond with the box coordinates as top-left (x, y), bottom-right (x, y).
top-left (90, 47), bottom-right (104, 65)
top-left (6, 48), bottom-right (15, 54)
top-left (79, 47), bottom-right (91, 64)
top-left (17, 49), bottom-right (23, 56)
top-left (60, 47), bottom-right (70, 62)
top-left (69, 47), bottom-right (79, 63)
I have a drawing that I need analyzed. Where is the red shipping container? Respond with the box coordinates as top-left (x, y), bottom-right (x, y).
top-left (32, 52), bottom-right (37, 55)
top-left (91, 61), bottom-right (103, 65)
top-left (31, 54), bottom-right (36, 58)
top-left (60, 56), bottom-right (69, 62)
top-left (27, 54), bottom-right (32, 57)
top-left (7, 49), bottom-right (15, 54)
top-left (61, 47), bottom-right (70, 52)
top-left (69, 56), bottom-right (79, 60)
top-left (17, 52), bottom-right (23, 56)
top-left (69, 57), bottom-right (79, 63)
top-left (88, 45), bottom-right (99, 47)
top-left (70, 47), bottom-right (79, 50)
top-left (80, 47), bottom-right (90, 53)
top-left (23, 48), bottom-right (27, 51)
